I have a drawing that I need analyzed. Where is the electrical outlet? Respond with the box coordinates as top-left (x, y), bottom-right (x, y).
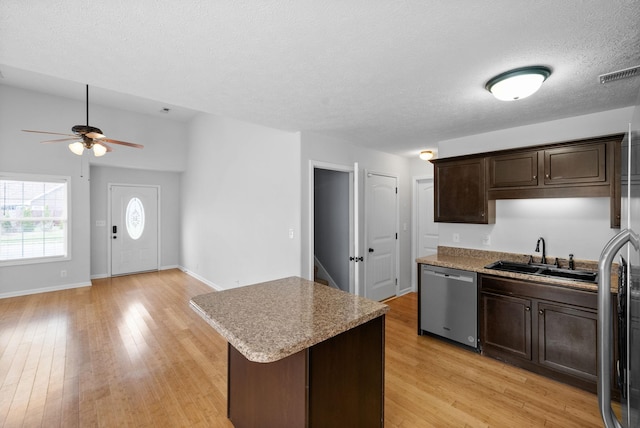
top-left (289, 228), bottom-right (294, 239)
top-left (482, 234), bottom-right (491, 246)
top-left (453, 233), bottom-right (460, 243)
top-left (60, 270), bottom-right (67, 278)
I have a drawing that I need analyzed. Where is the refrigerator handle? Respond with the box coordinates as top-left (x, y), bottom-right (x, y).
top-left (597, 228), bottom-right (639, 428)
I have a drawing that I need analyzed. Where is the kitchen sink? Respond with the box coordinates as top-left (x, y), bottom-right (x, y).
top-left (484, 260), bottom-right (598, 283)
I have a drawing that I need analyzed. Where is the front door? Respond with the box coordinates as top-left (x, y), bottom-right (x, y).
top-left (110, 185), bottom-right (159, 276)
top-left (365, 173), bottom-right (398, 301)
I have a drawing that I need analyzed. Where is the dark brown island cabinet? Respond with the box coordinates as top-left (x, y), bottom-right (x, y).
top-left (190, 277), bottom-right (389, 428)
top-left (479, 274), bottom-right (618, 395)
top-left (228, 317), bottom-right (384, 427)
top-left (432, 133), bottom-right (624, 227)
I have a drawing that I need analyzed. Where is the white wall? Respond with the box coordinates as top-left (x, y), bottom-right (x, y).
top-left (0, 85), bottom-right (188, 297)
top-left (181, 113), bottom-right (301, 290)
top-left (90, 166), bottom-right (182, 277)
top-left (0, 86), bottom-right (91, 296)
top-left (438, 107), bottom-right (634, 158)
top-left (435, 107), bottom-right (634, 261)
top-left (300, 132), bottom-right (413, 296)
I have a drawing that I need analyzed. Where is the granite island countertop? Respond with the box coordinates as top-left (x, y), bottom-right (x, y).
top-left (190, 276), bottom-right (389, 363)
top-left (416, 246), bottom-right (616, 293)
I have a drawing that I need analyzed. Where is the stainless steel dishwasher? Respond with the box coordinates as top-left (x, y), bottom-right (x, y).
top-left (419, 265), bottom-right (478, 349)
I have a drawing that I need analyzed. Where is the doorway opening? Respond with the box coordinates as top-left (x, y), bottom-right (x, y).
top-left (310, 162), bottom-right (355, 294)
top-left (314, 168), bottom-right (350, 291)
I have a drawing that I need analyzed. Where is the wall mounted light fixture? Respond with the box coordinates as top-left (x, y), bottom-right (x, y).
top-left (485, 66), bottom-right (551, 101)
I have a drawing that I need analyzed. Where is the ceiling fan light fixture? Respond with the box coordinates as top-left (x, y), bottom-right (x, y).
top-left (419, 150), bottom-right (434, 161)
top-left (68, 141), bottom-right (85, 156)
top-left (485, 66), bottom-right (551, 101)
top-left (93, 143), bottom-right (107, 157)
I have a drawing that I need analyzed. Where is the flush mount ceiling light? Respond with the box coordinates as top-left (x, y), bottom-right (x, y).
top-left (485, 66), bottom-right (551, 101)
top-left (419, 150), bottom-right (434, 161)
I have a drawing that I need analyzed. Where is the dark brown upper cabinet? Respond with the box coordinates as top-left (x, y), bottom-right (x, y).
top-left (485, 134), bottom-right (623, 228)
top-left (543, 143), bottom-right (606, 185)
top-left (433, 156), bottom-right (495, 224)
top-left (489, 150), bottom-right (539, 188)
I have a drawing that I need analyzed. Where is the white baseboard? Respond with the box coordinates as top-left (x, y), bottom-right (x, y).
top-left (179, 266), bottom-right (223, 291)
top-left (0, 281), bottom-right (92, 299)
top-left (397, 287), bottom-right (413, 297)
top-left (91, 264), bottom-right (180, 280)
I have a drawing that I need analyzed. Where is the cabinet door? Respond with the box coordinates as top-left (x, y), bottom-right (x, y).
top-left (537, 302), bottom-right (597, 382)
top-left (544, 143), bottom-right (606, 185)
top-left (481, 292), bottom-right (532, 360)
top-left (489, 151), bottom-right (539, 188)
top-left (434, 157), bottom-right (491, 223)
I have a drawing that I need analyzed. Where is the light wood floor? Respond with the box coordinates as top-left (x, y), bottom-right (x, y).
top-left (0, 270), bottom-right (606, 427)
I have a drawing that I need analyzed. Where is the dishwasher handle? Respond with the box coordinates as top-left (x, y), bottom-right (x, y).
top-left (422, 268), bottom-right (474, 283)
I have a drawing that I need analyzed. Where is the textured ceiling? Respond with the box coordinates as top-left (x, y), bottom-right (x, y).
top-left (1, 1), bottom-right (639, 157)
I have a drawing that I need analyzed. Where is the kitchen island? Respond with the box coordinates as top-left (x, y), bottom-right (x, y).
top-left (190, 276), bottom-right (389, 428)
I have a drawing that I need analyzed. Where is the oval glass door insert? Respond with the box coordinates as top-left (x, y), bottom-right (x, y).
top-left (125, 197), bottom-right (145, 240)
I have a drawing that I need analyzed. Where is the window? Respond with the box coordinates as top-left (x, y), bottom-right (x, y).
top-left (125, 197), bottom-right (145, 240)
top-left (0, 174), bottom-right (69, 265)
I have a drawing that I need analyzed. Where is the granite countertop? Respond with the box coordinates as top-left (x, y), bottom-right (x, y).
top-left (416, 246), bottom-right (616, 293)
top-left (190, 276), bottom-right (389, 363)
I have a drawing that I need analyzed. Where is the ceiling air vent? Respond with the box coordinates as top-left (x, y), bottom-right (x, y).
top-left (599, 65), bottom-right (640, 84)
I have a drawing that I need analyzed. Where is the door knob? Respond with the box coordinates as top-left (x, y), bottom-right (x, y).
top-left (368, 248), bottom-right (374, 253)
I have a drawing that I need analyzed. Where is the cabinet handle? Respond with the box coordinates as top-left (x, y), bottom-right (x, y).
top-left (539, 309), bottom-right (544, 315)
top-left (545, 174), bottom-right (550, 178)
top-left (532, 175), bottom-right (537, 179)
top-left (525, 306), bottom-right (531, 312)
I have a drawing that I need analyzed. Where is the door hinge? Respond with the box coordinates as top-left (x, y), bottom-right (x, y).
top-left (396, 233), bottom-right (398, 239)
top-left (395, 187), bottom-right (398, 194)
top-left (395, 278), bottom-right (398, 285)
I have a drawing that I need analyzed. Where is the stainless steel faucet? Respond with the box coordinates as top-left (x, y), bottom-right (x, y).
top-left (535, 237), bottom-right (546, 264)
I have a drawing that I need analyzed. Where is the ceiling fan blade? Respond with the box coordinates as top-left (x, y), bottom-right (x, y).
top-left (102, 138), bottom-right (144, 149)
top-left (23, 129), bottom-right (76, 137)
top-left (86, 131), bottom-right (106, 139)
top-left (40, 137), bottom-right (81, 144)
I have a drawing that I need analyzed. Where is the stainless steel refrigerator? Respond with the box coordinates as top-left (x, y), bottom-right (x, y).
top-left (598, 89), bottom-right (640, 427)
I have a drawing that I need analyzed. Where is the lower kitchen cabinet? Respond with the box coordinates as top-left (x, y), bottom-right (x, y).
top-left (480, 274), bottom-right (606, 394)
top-left (537, 301), bottom-right (597, 383)
top-left (481, 292), bottom-right (532, 360)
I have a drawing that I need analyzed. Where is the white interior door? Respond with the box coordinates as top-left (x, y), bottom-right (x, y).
top-left (365, 172), bottom-right (398, 301)
top-left (110, 185), bottom-right (159, 276)
top-left (417, 178), bottom-right (438, 256)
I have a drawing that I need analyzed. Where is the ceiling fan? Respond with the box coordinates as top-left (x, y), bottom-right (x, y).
top-left (22, 84), bottom-right (144, 157)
